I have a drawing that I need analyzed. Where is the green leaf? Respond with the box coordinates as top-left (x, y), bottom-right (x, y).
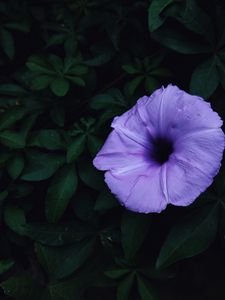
top-left (48, 259), bottom-right (100, 299)
top-left (7, 153), bottom-right (24, 179)
top-left (216, 57), bottom-right (225, 90)
top-left (0, 190), bottom-right (8, 203)
top-left (148, 0), bottom-right (174, 32)
top-left (45, 164), bottom-right (77, 223)
top-left (96, 109), bottom-right (121, 126)
top-left (26, 61), bottom-right (50, 73)
top-left (117, 272), bottom-right (135, 300)
top-left (121, 212), bottom-right (151, 260)
top-left (64, 37), bottom-right (77, 56)
top-left (48, 54), bottom-right (63, 70)
top-left (94, 188), bottom-right (119, 211)
top-left (84, 51), bottom-right (113, 66)
top-left (67, 65), bottom-right (88, 76)
top-left (21, 150), bottom-right (65, 181)
top-left (0, 107), bottom-right (26, 131)
top-left (50, 78), bottom-right (70, 97)
top-left (137, 276), bottom-right (158, 300)
top-left (0, 130), bottom-right (26, 149)
top-left (139, 266), bottom-right (175, 281)
top-left (35, 238), bottom-right (95, 279)
top-left (190, 57), bottom-right (219, 98)
top-left (29, 129), bottom-right (63, 150)
top-left (46, 33), bottom-right (65, 47)
top-left (26, 55), bottom-right (54, 74)
top-left (0, 259), bottom-right (14, 275)
top-left (72, 192), bottom-right (96, 223)
top-left (31, 75), bottom-right (53, 90)
top-left (144, 77), bottom-right (160, 94)
top-left (0, 84), bottom-right (26, 96)
top-left (48, 276), bottom-right (83, 300)
top-left (78, 159), bottom-right (104, 190)
top-left (122, 64), bottom-right (140, 74)
top-left (66, 135), bottom-right (86, 163)
top-left (175, 0), bottom-right (214, 42)
top-left (105, 269), bottom-right (130, 279)
top-left (4, 20), bottom-right (30, 32)
top-left (4, 204), bottom-right (26, 235)
top-left (63, 57), bottom-right (78, 71)
top-left (127, 75), bottom-right (144, 95)
top-left (67, 75), bottom-right (86, 87)
top-left (24, 221), bottom-right (94, 246)
top-left (87, 135), bottom-right (103, 156)
top-left (20, 114), bottom-right (38, 138)
top-left (90, 93), bottom-right (126, 110)
top-left (149, 68), bottom-right (172, 77)
top-left (152, 27), bottom-right (211, 54)
top-left (50, 107), bottom-right (65, 127)
top-left (156, 204), bottom-right (219, 269)
top-left (0, 28), bottom-right (15, 59)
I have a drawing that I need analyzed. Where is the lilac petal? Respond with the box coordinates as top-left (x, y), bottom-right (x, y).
top-left (137, 84), bottom-right (223, 139)
top-left (111, 101), bottom-right (153, 149)
top-left (136, 85), bottom-right (181, 136)
top-left (105, 165), bottom-right (167, 213)
top-left (166, 127), bottom-right (224, 206)
top-left (93, 130), bottom-right (151, 172)
top-left (166, 158), bottom-right (213, 206)
top-left (104, 165), bottom-right (149, 205)
top-left (168, 95), bottom-right (223, 141)
top-left (174, 128), bottom-right (224, 178)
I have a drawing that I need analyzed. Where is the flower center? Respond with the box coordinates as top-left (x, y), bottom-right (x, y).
top-left (151, 137), bottom-right (174, 165)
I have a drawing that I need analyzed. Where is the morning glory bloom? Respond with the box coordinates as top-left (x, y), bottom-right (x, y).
top-left (93, 85), bottom-right (224, 213)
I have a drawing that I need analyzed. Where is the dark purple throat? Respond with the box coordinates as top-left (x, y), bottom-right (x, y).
top-left (151, 137), bottom-right (174, 165)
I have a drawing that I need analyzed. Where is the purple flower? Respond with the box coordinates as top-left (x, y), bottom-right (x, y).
top-left (93, 85), bottom-right (224, 213)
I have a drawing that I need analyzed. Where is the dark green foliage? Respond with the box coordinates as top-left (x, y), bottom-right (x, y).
top-left (0, 1), bottom-right (224, 300)
top-left (121, 212), bottom-right (151, 260)
top-left (190, 57), bottom-right (220, 98)
top-left (45, 164), bottom-right (78, 223)
top-left (35, 238), bottom-right (95, 279)
top-left (156, 203), bottom-right (219, 269)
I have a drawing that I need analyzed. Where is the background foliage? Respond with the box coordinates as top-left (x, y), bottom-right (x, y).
top-left (0, 0), bottom-right (224, 299)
